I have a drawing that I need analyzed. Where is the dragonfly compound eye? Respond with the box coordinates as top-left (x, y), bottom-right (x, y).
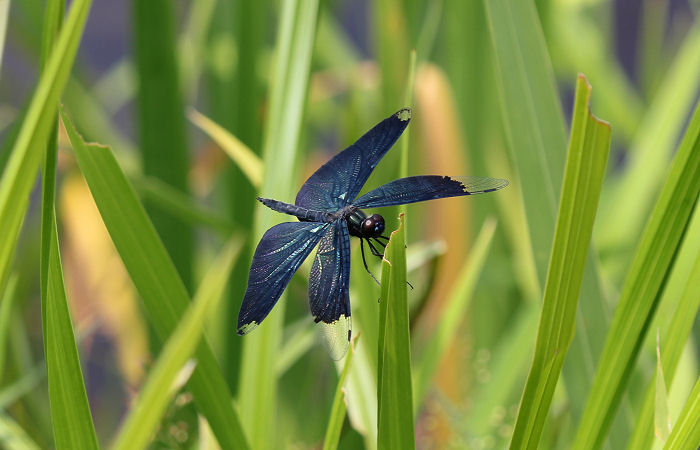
top-left (362, 214), bottom-right (385, 237)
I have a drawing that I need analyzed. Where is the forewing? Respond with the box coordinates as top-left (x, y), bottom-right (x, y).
top-left (308, 220), bottom-right (352, 360)
top-left (295, 108), bottom-right (412, 210)
top-left (352, 175), bottom-right (509, 208)
top-left (238, 221), bottom-right (330, 335)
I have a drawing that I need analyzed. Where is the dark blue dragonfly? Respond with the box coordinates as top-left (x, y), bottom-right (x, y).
top-left (238, 108), bottom-right (508, 359)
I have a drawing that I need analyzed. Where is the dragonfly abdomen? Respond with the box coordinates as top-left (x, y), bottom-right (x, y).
top-left (257, 197), bottom-right (332, 222)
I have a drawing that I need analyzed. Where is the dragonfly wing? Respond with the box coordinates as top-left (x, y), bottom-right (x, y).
top-left (238, 221), bottom-right (330, 335)
top-left (309, 220), bottom-right (352, 360)
top-left (353, 175), bottom-right (509, 208)
top-left (295, 108), bottom-right (412, 210)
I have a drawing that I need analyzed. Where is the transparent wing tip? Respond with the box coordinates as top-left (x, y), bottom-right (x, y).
top-left (456, 176), bottom-right (509, 194)
top-left (317, 314), bottom-right (351, 360)
top-left (237, 321), bottom-right (259, 336)
top-left (396, 108), bottom-right (412, 122)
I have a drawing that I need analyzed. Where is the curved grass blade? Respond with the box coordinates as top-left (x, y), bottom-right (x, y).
top-left (0, 273), bottom-right (18, 382)
top-left (237, 1), bottom-right (319, 448)
top-left (323, 337), bottom-right (357, 450)
top-left (510, 75), bottom-right (611, 449)
top-left (484, 0), bottom-right (614, 431)
top-left (0, 0), bottom-right (91, 297)
top-left (626, 211), bottom-right (700, 449)
top-left (187, 108), bottom-right (262, 188)
top-left (662, 377), bottom-right (700, 450)
top-left (377, 214), bottom-right (415, 450)
top-left (597, 24), bottom-right (700, 267)
top-left (60, 107), bottom-right (249, 450)
top-left (45, 222), bottom-right (99, 449)
top-left (37, 1), bottom-right (98, 447)
top-left (39, 0), bottom-right (64, 360)
top-left (340, 250), bottom-right (382, 449)
top-left (112, 237), bottom-right (242, 450)
top-left (412, 217), bottom-right (497, 412)
top-left (0, 413), bottom-right (41, 450)
top-left (572, 100), bottom-right (700, 450)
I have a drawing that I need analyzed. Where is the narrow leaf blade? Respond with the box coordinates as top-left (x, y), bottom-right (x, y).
top-left (573, 100), bottom-right (700, 450)
top-left (60, 107), bottom-right (249, 450)
top-left (662, 377), bottom-right (700, 450)
top-left (377, 214), bottom-right (415, 450)
top-left (510, 75), bottom-right (611, 449)
top-left (484, 0), bottom-right (613, 427)
top-left (0, 0), bottom-right (91, 295)
top-left (112, 237), bottom-right (242, 450)
top-left (323, 337), bottom-right (357, 450)
top-left (45, 224), bottom-right (99, 450)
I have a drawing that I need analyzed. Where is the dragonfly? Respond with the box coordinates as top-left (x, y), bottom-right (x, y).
top-left (237, 108), bottom-right (508, 359)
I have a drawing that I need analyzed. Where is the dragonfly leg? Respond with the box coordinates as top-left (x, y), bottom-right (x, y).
top-left (367, 239), bottom-right (384, 258)
top-left (360, 239), bottom-right (380, 285)
top-left (373, 238), bottom-right (387, 248)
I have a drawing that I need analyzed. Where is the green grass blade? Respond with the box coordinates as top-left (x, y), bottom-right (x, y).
top-left (510, 75), bottom-right (611, 449)
top-left (484, 0), bottom-right (566, 273)
top-left (112, 237), bottom-right (242, 450)
top-left (60, 107), bottom-right (249, 450)
top-left (626, 211), bottom-right (700, 449)
top-left (0, 413), bottom-right (41, 450)
top-left (572, 100), bottom-right (700, 450)
top-left (412, 217), bottom-right (497, 411)
top-left (237, 1), bottom-right (319, 448)
top-left (484, 0), bottom-right (615, 427)
top-left (377, 214), bottom-right (415, 450)
top-left (38, 0), bottom-right (63, 377)
top-left (0, 273), bottom-right (18, 382)
top-left (44, 222), bottom-right (99, 449)
top-left (187, 108), bottom-right (263, 188)
top-left (0, 0), bottom-right (91, 296)
top-left (654, 332), bottom-right (671, 442)
top-left (597, 24), bottom-right (700, 265)
top-left (323, 338), bottom-right (357, 450)
top-left (132, 0), bottom-right (193, 289)
top-left (342, 250), bottom-right (383, 449)
top-left (662, 377), bottom-right (700, 450)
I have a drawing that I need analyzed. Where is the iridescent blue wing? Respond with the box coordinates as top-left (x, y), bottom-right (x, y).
top-left (238, 221), bottom-right (330, 335)
top-left (295, 108), bottom-right (412, 211)
top-left (352, 176), bottom-right (509, 208)
top-left (308, 220), bottom-right (352, 360)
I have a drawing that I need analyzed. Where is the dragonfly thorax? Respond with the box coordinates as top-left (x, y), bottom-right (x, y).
top-left (347, 210), bottom-right (385, 238)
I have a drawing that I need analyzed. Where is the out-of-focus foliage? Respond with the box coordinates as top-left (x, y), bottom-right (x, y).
top-left (1, 0), bottom-right (698, 449)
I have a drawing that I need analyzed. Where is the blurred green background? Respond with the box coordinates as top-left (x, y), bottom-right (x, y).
top-left (1, 0), bottom-right (699, 448)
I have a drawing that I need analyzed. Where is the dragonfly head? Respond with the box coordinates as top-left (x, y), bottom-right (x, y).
top-left (361, 214), bottom-right (385, 238)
